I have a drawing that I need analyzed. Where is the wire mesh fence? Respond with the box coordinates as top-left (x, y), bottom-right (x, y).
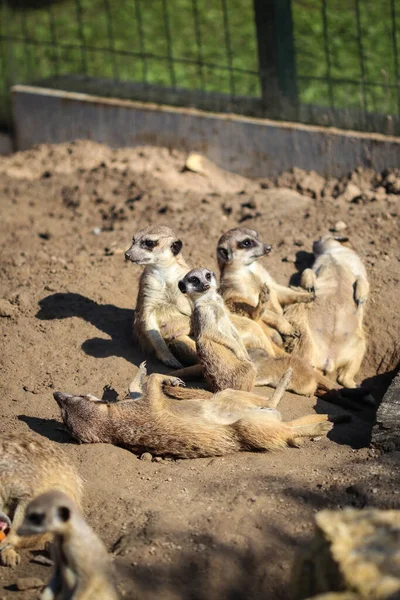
top-left (1, 0), bottom-right (400, 136)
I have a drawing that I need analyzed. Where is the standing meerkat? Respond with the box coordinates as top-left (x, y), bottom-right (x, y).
top-left (217, 227), bottom-right (314, 344)
top-left (53, 363), bottom-right (346, 459)
top-left (18, 490), bottom-right (118, 600)
top-left (0, 433), bottom-right (83, 567)
top-left (173, 268), bottom-right (340, 396)
top-left (285, 235), bottom-right (369, 388)
top-left (125, 226), bottom-right (279, 369)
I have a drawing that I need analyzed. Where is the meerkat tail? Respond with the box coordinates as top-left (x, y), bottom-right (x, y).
top-left (128, 361), bottom-right (147, 399)
top-left (268, 368), bottom-right (293, 408)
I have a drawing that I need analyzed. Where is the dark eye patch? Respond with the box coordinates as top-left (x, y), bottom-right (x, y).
top-left (141, 239), bottom-right (157, 250)
top-left (28, 512), bottom-right (44, 526)
top-left (239, 238), bottom-right (255, 249)
top-left (205, 272), bottom-right (211, 281)
top-left (189, 276), bottom-right (200, 285)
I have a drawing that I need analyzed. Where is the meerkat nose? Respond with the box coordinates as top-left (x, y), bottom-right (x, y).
top-left (203, 283), bottom-right (210, 290)
top-left (124, 252), bottom-right (131, 260)
top-left (264, 245), bottom-right (272, 254)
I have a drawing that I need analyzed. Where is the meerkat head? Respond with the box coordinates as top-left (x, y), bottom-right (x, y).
top-left (17, 490), bottom-right (78, 537)
top-left (53, 392), bottom-right (110, 444)
top-left (313, 234), bottom-right (350, 255)
top-left (217, 228), bottom-right (271, 268)
top-left (178, 268), bottom-right (218, 299)
top-left (125, 225), bottom-right (183, 267)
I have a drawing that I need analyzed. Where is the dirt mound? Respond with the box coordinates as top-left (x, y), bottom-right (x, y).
top-left (0, 141), bottom-right (399, 599)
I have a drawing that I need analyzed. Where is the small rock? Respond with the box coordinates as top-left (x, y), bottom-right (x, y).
top-left (153, 456), bottom-right (163, 462)
top-left (140, 452), bottom-right (152, 462)
top-left (16, 577), bottom-right (44, 591)
top-left (343, 182), bottom-right (362, 203)
top-left (92, 227), bottom-right (102, 235)
top-left (0, 299), bottom-right (15, 317)
top-left (333, 220), bottom-right (347, 232)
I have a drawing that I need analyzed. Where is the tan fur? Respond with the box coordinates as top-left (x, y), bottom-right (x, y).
top-left (285, 235), bottom-right (368, 388)
top-left (18, 490), bottom-right (118, 600)
top-left (173, 269), bottom-right (338, 397)
top-left (53, 365), bottom-right (341, 460)
top-left (217, 228), bottom-right (313, 345)
top-left (0, 433), bottom-right (83, 568)
top-left (126, 226), bottom-right (277, 369)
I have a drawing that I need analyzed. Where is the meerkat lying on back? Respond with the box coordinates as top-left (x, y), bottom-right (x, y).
top-left (18, 490), bottom-right (118, 600)
top-left (53, 363), bottom-right (345, 459)
top-left (0, 433), bottom-right (82, 567)
top-left (125, 226), bottom-right (279, 369)
top-left (217, 228), bottom-right (313, 344)
top-left (285, 235), bottom-right (369, 388)
top-left (174, 268), bottom-right (339, 396)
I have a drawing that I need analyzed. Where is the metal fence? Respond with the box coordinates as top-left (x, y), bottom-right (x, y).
top-left (1, 0), bottom-right (400, 135)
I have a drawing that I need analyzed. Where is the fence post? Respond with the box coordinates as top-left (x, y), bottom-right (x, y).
top-left (253, 0), bottom-right (298, 119)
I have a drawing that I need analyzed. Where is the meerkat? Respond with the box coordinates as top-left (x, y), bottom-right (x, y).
top-left (125, 226), bottom-right (279, 369)
top-left (17, 490), bottom-right (118, 600)
top-left (173, 268), bottom-right (340, 397)
top-left (217, 227), bottom-right (314, 345)
top-left (0, 433), bottom-right (83, 568)
top-left (283, 235), bottom-right (369, 389)
top-left (53, 363), bottom-right (346, 459)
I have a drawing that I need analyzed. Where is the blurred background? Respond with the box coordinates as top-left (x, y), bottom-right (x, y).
top-left (1, 0), bottom-right (399, 135)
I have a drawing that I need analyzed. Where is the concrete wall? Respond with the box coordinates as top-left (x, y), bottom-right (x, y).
top-left (12, 85), bottom-right (400, 177)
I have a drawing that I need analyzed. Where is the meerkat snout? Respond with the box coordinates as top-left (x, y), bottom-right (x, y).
top-left (264, 244), bottom-right (272, 254)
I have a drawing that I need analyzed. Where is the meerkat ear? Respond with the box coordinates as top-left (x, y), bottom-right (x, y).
top-left (171, 240), bottom-right (183, 256)
top-left (217, 246), bottom-right (232, 263)
top-left (178, 280), bottom-right (187, 294)
top-left (57, 506), bottom-right (71, 523)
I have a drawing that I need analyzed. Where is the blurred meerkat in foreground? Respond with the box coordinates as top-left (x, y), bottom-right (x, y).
top-left (53, 363), bottom-right (345, 459)
top-left (0, 433), bottom-right (83, 567)
top-left (18, 490), bottom-right (118, 600)
top-left (125, 226), bottom-right (278, 369)
top-left (173, 268), bottom-right (339, 396)
top-left (217, 227), bottom-right (314, 345)
top-left (285, 235), bottom-right (369, 388)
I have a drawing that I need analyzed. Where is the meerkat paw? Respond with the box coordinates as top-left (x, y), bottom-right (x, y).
top-left (258, 283), bottom-right (270, 304)
top-left (162, 376), bottom-right (185, 387)
top-left (0, 546), bottom-right (21, 567)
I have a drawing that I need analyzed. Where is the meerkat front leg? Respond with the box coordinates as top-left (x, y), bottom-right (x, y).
top-left (267, 368), bottom-right (293, 408)
top-left (0, 502), bottom-right (27, 567)
top-left (300, 268), bottom-right (317, 294)
top-left (128, 362), bottom-right (148, 399)
top-left (144, 313), bottom-right (184, 369)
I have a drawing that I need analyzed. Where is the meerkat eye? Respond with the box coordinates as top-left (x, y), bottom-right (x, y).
top-left (205, 272), bottom-right (211, 281)
top-left (240, 238), bottom-right (254, 248)
top-left (142, 239), bottom-right (157, 249)
top-left (28, 512), bottom-right (44, 526)
top-left (189, 276), bottom-right (200, 285)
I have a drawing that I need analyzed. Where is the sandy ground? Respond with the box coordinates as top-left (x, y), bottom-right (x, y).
top-left (0, 141), bottom-right (399, 599)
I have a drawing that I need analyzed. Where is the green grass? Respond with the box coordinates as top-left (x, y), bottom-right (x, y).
top-left (0, 0), bottom-right (399, 128)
